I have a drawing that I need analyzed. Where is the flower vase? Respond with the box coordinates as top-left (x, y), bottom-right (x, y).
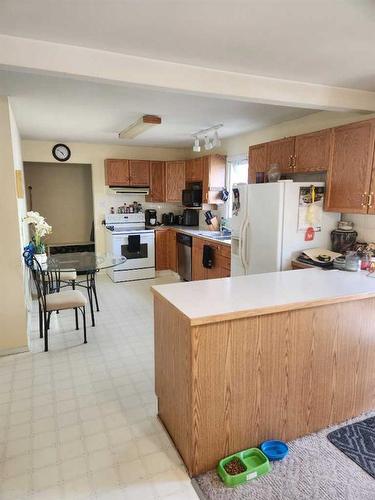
top-left (34, 253), bottom-right (47, 265)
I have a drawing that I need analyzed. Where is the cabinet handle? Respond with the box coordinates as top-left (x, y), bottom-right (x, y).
top-left (368, 193), bottom-right (374, 208)
top-left (288, 155), bottom-right (293, 169)
top-left (361, 192), bottom-right (368, 207)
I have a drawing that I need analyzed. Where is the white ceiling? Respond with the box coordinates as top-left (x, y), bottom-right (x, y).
top-left (0, 0), bottom-right (374, 90)
top-left (0, 69), bottom-right (313, 147)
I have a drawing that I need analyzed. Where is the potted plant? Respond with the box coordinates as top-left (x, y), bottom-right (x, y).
top-left (23, 211), bottom-right (52, 264)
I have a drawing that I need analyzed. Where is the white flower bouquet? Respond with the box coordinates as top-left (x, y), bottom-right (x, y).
top-left (23, 211), bottom-right (52, 255)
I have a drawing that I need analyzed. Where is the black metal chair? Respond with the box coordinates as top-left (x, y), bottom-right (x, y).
top-left (30, 257), bottom-right (88, 352)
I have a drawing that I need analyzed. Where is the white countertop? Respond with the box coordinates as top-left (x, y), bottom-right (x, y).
top-left (153, 226), bottom-right (231, 246)
top-left (152, 269), bottom-right (375, 325)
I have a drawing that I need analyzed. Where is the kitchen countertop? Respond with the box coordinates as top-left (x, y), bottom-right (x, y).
top-left (149, 225), bottom-right (231, 246)
top-left (152, 268), bottom-right (375, 325)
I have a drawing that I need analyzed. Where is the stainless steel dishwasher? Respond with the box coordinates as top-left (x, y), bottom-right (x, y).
top-left (177, 233), bottom-right (192, 281)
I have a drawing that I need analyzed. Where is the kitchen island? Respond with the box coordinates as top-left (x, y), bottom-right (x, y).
top-left (152, 269), bottom-right (375, 476)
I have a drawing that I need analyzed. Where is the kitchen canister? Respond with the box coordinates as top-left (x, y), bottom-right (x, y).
top-left (345, 251), bottom-right (361, 272)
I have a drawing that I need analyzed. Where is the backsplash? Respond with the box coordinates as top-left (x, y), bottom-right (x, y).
top-left (342, 214), bottom-right (375, 243)
top-left (103, 191), bottom-right (230, 229)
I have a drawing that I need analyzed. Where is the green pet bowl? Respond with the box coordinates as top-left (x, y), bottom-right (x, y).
top-left (217, 447), bottom-right (271, 487)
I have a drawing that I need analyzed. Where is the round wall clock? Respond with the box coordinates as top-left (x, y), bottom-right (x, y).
top-left (52, 143), bottom-right (71, 162)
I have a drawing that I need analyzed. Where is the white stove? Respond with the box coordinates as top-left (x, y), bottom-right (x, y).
top-left (105, 213), bottom-right (155, 282)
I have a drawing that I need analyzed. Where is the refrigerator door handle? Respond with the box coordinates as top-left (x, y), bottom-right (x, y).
top-left (244, 220), bottom-right (251, 272)
top-left (241, 219), bottom-right (249, 273)
top-left (238, 218), bottom-right (246, 270)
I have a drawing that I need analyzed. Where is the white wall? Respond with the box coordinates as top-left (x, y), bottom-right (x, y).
top-left (22, 140), bottom-right (190, 253)
top-left (0, 97), bottom-right (28, 354)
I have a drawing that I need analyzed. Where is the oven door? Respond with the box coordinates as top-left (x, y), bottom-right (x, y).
top-left (111, 232), bottom-right (155, 270)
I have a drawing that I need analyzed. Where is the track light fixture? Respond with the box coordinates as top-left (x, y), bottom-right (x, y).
top-left (193, 137), bottom-right (201, 152)
top-left (192, 124), bottom-right (223, 152)
top-left (204, 136), bottom-right (213, 151)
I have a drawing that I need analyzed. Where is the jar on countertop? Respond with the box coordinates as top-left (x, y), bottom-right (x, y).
top-left (345, 251), bottom-right (361, 272)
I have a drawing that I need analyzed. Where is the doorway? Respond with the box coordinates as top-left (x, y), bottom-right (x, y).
top-left (23, 162), bottom-right (94, 251)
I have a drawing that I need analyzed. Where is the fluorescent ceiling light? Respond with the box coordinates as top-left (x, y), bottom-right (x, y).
top-left (119, 115), bottom-right (161, 139)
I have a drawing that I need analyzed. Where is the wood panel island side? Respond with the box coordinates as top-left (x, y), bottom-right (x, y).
top-left (152, 269), bottom-right (375, 477)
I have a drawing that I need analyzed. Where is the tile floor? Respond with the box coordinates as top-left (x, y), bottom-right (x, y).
top-left (0, 273), bottom-right (199, 499)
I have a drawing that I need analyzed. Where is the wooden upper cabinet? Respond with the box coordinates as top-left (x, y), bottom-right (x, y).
top-left (105, 159), bottom-right (129, 186)
top-left (185, 157), bottom-right (204, 183)
top-left (128, 160), bottom-right (150, 186)
top-left (165, 161), bottom-right (185, 202)
top-left (147, 161), bottom-right (165, 202)
top-left (202, 155), bottom-right (226, 204)
top-left (294, 129), bottom-right (331, 172)
top-left (266, 137), bottom-right (295, 173)
top-left (325, 120), bottom-right (375, 213)
top-left (248, 143), bottom-right (267, 183)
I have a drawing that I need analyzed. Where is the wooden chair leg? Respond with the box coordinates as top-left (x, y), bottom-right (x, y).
top-left (75, 308), bottom-right (79, 330)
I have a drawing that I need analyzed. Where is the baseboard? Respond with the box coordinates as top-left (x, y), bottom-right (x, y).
top-left (156, 270), bottom-right (180, 278)
top-left (0, 345), bottom-right (29, 357)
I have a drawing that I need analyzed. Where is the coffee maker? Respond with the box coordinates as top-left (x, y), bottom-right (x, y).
top-left (145, 209), bottom-right (157, 227)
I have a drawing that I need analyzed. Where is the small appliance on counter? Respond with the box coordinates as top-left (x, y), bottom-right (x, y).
top-left (173, 214), bottom-right (184, 225)
top-left (182, 183), bottom-right (202, 207)
top-left (182, 209), bottom-right (199, 226)
top-left (145, 209), bottom-right (157, 227)
top-left (331, 220), bottom-right (357, 253)
top-left (161, 212), bottom-right (175, 225)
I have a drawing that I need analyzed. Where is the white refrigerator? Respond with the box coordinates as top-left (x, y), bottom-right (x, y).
top-left (231, 181), bottom-right (340, 276)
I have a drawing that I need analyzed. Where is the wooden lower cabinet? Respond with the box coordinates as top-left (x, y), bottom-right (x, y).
top-left (192, 236), bottom-right (230, 280)
top-left (155, 229), bottom-right (169, 271)
top-left (168, 230), bottom-right (177, 272)
top-left (155, 230), bottom-right (230, 279)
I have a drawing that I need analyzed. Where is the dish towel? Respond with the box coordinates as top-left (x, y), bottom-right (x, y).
top-left (202, 245), bottom-right (214, 269)
top-left (128, 234), bottom-right (141, 253)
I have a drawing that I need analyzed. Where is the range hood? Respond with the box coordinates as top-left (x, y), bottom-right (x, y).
top-left (109, 186), bottom-right (150, 195)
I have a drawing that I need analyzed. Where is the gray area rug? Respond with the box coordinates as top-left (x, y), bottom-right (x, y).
top-left (327, 416), bottom-right (375, 480)
top-left (194, 411), bottom-right (375, 500)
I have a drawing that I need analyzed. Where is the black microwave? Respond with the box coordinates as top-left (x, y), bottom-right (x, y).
top-left (182, 187), bottom-right (202, 207)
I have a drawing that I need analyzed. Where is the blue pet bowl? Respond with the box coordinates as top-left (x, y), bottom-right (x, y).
top-left (260, 440), bottom-right (288, 461)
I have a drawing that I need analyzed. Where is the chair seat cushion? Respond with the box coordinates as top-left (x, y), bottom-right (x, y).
top-left (46, 290), bottom-right (87, 311)
top-left (60, 270), bottom-right (77, 281)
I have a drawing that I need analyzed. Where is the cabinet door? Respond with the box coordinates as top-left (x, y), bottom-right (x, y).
top-left (294, 129), bottom-right (331, 172)
top-left (248, 143), bottom-right (267, 183)
top-left (185, 159), bottom-right (194, 184)
top-left (202, 155), bottom-right (226, 204)
top-left (266, 137), bottom-right (295, 173)
top-left (155, 229), bottom-right (169, 271)
top-left (168, 230), bottom-right (177, 272)
top-left (147, 161), bottom-right (165, 202)
top-left (129, 160), bottom-right (150, 186)
top-left (192, 237), bottom-right (206, 281)
top-left (105, 159), bottom-right (129, 186)
top-left (325, 120), bottom-right (375, 213)
top-left (165, 161), bottom-right (185, 202)
top-left (204, 243), bottom-right (223, 280)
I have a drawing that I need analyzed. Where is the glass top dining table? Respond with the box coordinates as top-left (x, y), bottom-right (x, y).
top-left (42, 252), bottom-right (125, 273)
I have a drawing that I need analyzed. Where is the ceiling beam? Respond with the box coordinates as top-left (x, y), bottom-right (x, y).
top-left (1, 34), bottom-right (375, 112)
